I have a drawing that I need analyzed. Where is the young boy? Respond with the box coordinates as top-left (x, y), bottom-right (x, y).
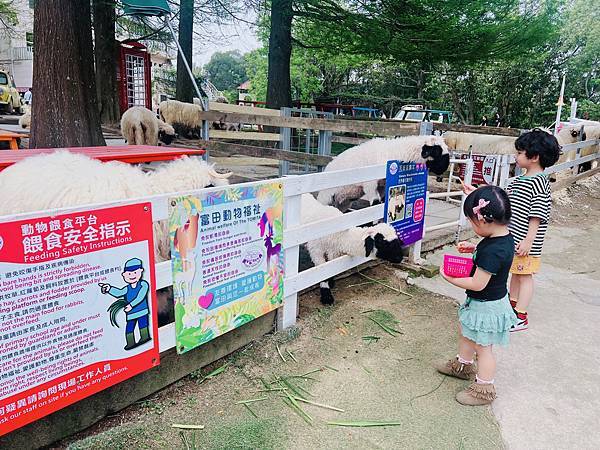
top-left (463, 128), bottom-right (561, 331)
top-left (505, 129), bottom-right (560, 330)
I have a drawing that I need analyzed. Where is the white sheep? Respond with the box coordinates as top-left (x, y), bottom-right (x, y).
top-left (120, 106), bottom-right (176, 146)
top-left (18, 104), bottom-right (31, 129)
top-left (0, 151), bottom-right (232, 263)
top-left (316, 135), bottom-right (450, 211)
top-left (301, 193), bottom-right (405, 304)
top-left (0, 151), bottom-right (232, 325)
top-left (159, 99), bottom-right (203, 139)
top-left (443, 131), bottom-right (516, 154)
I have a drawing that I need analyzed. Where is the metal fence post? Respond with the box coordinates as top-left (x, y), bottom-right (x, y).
top-left (279, 107), bottom-right (291, 177)
top-left (455, 158), bottom-right (474, 241)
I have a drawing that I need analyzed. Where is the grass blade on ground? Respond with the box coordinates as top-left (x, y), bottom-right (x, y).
top-left (294, 397), bottom-right (345, 412)
top-left (243, 403), bottom-right (258, 418)
top-left (287, 350), bottom-right (298, 363)
top-left (326, 420), bottom-right (403, 427)
top-left (172, 423), bottom-right (205, 430)
top-left (276, 344), bottom-right (286, 362)
top-left (235, 397), bottom-right (268, 404)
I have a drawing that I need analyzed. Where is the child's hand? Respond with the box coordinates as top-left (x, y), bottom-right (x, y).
top-left (458, 178), bottom-right (477, 195)
top-left (457, 241), bottom-right (476, 253)
top-left (439, 263), bottom-right (451, 281)
top-left (516, 238), bottom-right (532, 256)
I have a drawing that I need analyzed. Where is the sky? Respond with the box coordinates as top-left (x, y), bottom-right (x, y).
top-left (192, 17), bottom-right (261, 67)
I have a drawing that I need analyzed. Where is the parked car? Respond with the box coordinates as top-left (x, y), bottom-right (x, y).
top-left (392, 105), bottom-right (451, 123)
top-left (0, 70), bottom-right (23, 114)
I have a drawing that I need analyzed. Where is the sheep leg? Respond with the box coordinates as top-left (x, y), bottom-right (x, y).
top-left (319, 280), bottom-right (335, 305)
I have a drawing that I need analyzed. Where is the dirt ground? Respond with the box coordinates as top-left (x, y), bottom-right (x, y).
top-left (55, 265), bottom-right (502, 450)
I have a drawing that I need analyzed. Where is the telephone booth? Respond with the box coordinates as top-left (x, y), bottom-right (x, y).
top-left (117, 41), bottom-right (152, 114)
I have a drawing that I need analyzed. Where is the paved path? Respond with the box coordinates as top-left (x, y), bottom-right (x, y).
top-left (415, 223), bottom-right (600, 449)
top-left (494, 223), bottom-right (600, 450)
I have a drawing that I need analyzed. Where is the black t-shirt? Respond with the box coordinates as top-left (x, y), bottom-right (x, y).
top-left (466, 234), bottom-right (515, 301)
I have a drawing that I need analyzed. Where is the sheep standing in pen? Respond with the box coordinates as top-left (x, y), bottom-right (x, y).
top-left (18, 104), bottom-right (31, 129)
top-left (120, 106), bottom-right (176, 146)
top-left (316, 135), bottom-right (450, 211)
top-left (442, 131), bottom-right (517, 155)
top-left (159, 99), bottom-right (203, 139)
top-left (301, 193), bottom-right (405, 305)
top-left (0, 151), bottom-right (232, 325)
top-left (556, 125), bottom-right (600, 173)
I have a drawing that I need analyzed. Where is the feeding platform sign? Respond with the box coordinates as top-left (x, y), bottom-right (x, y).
top-left (169, 181), bottom-right (284, 354)
top-left (384, 161), bottom-right (428, 245)
top-left (0, 203), bottom-right (159, 436)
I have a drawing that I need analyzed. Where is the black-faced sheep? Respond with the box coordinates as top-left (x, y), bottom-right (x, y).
top-left (301, 193), bottom-right (405, 304)
top-left (0, 151), bottom-right (232, 325)
top-left (159, 99), bottom-right (203, 139)
top-left (121, 106), bottom-right (176, 146)
top-left (316, 135), bottom-right (450, 211)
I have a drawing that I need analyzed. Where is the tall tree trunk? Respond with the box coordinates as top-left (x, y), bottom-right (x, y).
top-left (31, 0), bottom-right (105, 148)
top-left (176, 0), bottom-right (194, 103)
top-left (266, 0), bottom-right (292, 109)
top-left (93, 0), bottom-right (120, 124)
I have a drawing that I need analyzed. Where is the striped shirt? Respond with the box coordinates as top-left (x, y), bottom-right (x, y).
top-left (506, 173), bottom-right (551, 257)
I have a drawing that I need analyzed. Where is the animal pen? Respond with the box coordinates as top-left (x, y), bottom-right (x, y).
top-left (2, 107), bottom-right (599, 448)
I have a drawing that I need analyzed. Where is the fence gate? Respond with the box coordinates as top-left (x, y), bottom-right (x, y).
top-left (279, 108), bottom-right (333, 176)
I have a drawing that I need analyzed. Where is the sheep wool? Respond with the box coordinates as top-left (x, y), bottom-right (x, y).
top-left (0, 151), bottom-right (232, 262)
top-left (442, 131), bottom-right (516, 155)
top-left (316, 135), bottom-right (449, 210)
top-left (159, 99), bottom-right (203, 138)
top-left (121, 106), bottom-right (176, 146)
top-left (301, 193), bottom-right (404, 304)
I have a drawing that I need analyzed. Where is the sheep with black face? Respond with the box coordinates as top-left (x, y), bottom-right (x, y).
top-left (316, 135), bottom-right (450, 211)
top-left (301, 194), bottom-right (405, 305)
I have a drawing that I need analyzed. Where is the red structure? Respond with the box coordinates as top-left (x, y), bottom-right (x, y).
top-left (117, 41), bottom-right (152, 114)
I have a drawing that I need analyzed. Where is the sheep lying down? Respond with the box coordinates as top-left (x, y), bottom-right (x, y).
top-left (301, 193), bottom-right (405, 305)
top-left (317, 135), bottom-right (450, 211)
top-left (0, 150), bottom-right (232, 325)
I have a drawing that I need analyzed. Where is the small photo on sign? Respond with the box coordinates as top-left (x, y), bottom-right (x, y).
top-left (386, 184), bottom-right (407, 223)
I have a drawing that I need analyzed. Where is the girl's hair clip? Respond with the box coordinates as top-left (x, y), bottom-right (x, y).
top-left (472, 199), bottom-right (490, 221)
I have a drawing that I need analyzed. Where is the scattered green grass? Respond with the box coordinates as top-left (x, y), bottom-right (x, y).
top-left (67, 424), bottom-right (161, 450)
top-left (193, 418), bottom-right (282, 450)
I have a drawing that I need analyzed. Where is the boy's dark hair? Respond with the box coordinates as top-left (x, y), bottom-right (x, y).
top-left (514, 128), bottom-right (561, 168)
top-left (463, 185), bottom-right (512, 225)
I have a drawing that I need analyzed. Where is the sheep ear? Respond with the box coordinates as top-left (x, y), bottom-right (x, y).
top-left (364, 235), bottom-right (375, 257)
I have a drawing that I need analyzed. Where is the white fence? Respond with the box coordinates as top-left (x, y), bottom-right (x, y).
top-left (0, 158), bottom-right (475, 352)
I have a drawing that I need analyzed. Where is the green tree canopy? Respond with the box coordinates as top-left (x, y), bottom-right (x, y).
top-left (204, 50), bottom-right (247, 91)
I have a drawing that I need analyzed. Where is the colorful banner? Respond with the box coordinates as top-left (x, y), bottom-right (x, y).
top-left (456, 153), bottom-right (498, 185)
top-left (169, 182), bottom-right (284, 354)
top-left (0, 204), bottom-right (159, 436)
top-left (384, 161), bottom-right (428, 246)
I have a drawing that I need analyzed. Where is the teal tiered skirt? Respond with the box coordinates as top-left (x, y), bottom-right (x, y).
top-left (459, 295), bottom-right (518, 346)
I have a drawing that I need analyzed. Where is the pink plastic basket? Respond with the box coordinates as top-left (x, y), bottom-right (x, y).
top-left (443, 254), bottom-right (474, 278)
